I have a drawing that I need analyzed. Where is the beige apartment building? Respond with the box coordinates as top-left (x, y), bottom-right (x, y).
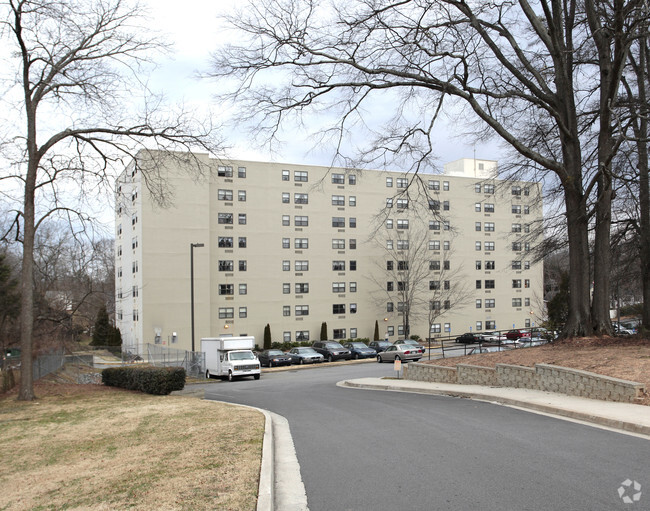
top-left (114, 152), bottom-right (544, 353)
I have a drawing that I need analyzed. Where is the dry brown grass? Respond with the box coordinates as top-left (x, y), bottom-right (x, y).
top-left (429, 336), bottom-right (650, 404)
top-left (0, 383), bottom-right (264, 510)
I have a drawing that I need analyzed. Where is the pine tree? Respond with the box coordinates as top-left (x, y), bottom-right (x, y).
top-left (91, 306), bottom-right (111, 346)
top-left (263, 324), bottom-right (272, 349)
top-left (373, 320), bottom-right (380, 341)
top-left (320, 322), bottom-right (328, 340)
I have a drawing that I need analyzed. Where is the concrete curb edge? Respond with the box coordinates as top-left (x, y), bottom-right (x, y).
top-left (339, 380), bottom-right (650, 437)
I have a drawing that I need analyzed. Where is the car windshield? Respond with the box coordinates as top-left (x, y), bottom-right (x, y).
top-left (298, 348), bottom-right (317, 354)
top-left (230, 351), bottom-right (256, 360)
top-left (350, 343), bottom-right (367, 348)
top-left (267, 350), bottom-right (284, 355)
top-left (325, 342), bottom-right (344, 349)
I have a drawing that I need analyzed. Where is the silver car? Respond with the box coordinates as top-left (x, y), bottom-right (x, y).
top-left (377, 344), bottom-right (422, 363)
top-left (287, 347), bottom-right (325, 364)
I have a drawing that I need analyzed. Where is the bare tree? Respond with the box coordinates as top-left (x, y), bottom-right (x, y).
top-left (1, 0), bottom-right (221, 400)
top-left (212, 0), bottom-right (648, 338)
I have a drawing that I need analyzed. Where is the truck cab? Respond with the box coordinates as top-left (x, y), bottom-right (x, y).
top-left (202, 336), bottom-right (261, 381)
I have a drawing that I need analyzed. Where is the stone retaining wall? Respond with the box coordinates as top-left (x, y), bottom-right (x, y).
top-left (404, 362), bottom-right (645, 403)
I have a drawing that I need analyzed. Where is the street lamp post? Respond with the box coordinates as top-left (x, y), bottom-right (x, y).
top-left (190, 243), bottom-right (204, 352)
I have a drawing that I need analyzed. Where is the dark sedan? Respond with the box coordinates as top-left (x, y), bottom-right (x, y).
top-left (368, 340), bottom-right (393, 353)
top-left (343, 342), bottom-right (377, 359)
top-left (258, 349), bottom-right (293, 367)
top-left (455, 332), bottom-right (483, 343)
top-left (287, 347), bottom-right (325, 365)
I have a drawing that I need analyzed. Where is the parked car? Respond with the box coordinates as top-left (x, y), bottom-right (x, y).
top-left (311, 341), bottom-right (352, 362)
top-left (481, 331), bottom-right (508, 342)
top-left (505, 329), bottom-right (531, 340)
top-left (613, 323), bottom-right (634, 336)
top-left (258, 349), bottom-right (293, 367)
top-left (287, 347), bottom-right (325, 364)
top-left (393, 339), bottom-right (425, 353)
top-left (377, 344), bottom-right (422, 363)
top-left (369, 340), bottom-right (393, 353)
top-left (469, 345), bottom-right (514, 355)
top-left (343, 342), bottom-right (377, 359)
top-left (516, 338), bottom-right (548, 348)
top-left (455, 332), bottom-right (483, 343)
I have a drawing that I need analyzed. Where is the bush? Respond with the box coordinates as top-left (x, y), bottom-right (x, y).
top-left (102, 366), bottom-right (185, 395)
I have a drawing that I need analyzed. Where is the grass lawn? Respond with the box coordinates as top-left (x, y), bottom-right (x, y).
top-left (0, 383), bottom-right (264, 510)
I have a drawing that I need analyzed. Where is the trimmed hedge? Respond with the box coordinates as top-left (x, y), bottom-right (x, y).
top-left (102, 366), bottom-right (186, 395)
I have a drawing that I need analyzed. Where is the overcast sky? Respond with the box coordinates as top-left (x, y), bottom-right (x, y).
top-left (144, 0), bottom-right (504, 171)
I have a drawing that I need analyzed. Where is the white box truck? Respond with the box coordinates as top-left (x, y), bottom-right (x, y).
top-left (201, 336), bottom-right (261, 381)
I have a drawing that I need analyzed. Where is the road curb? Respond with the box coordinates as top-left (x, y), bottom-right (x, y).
top-left (340, 380), bottom-right (650, 437)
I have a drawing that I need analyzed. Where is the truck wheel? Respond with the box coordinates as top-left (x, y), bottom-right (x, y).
top-left (228, 371), bottom-right (233, 382)
top-left (205, 370), bottom-right (211, 379)
top-left (254, 374), bottom-right (260, 380)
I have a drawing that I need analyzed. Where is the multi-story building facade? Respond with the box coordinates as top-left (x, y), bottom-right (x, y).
top-left (115, 152), bottom-right (543, 352)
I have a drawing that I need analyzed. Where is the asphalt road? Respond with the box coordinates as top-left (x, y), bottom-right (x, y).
top-left (204, 362), bottom-right (648, 511)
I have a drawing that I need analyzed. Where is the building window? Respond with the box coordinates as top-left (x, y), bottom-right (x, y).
top-left (349, 175), bottom-right (357, 185)
top-left (282, 238), bottom-right (290, 249)
top-left (282, 170), bottom-right (290, 181)
top-left (430, 260), bottom-right (441, 271)
top-left (444, 260), bottom-right (450, 270)
top-left (239, 260), bottom-right (247, 271)
top-left (282, 192), bottom-right (290, 203)
top-left (430, 240), bottom-right (441, 250)
top-left (486, 320), bottom-right (496, 329)
top-left (132, 286), bottom-right (139, 298)
top-left (484, 299), bottom-right (495, 308)
top-left (513, 279), bottom-right (522, 288)
top-left (349, 239), bottom-right (357, 249)
top-left (239, 237), bottom-right (247, 248)
top-left (283, 283), bottom-right (290, 294)
top-left (295, 305), bottom-right (309, 316)
top-left (294, 171), bottom-right (308, 182)
top-left (443, 201), bottom-right (450, 211)
top-left (476, 321), bottom-right (482, 331)
top-left (475, 203), bottom-right (482, 212)
top-left (387, 302), bottom-right (394, 312)
top-left (475, 260), bottom-right (482, 270)
top-left (443, 241), bottom-right (450, 251)
top-left (349, 217), bottom-right (357, 228)
top-left (238, 213), bottom-right (247, 225)
top-left (239, 307), bottom-right (247, 318)
top-left (218, 189), bottom-right (233, 201)
top-left (332, 173), bottom-right (344, 184)
top-left (386, 260), bottom-right (394, 271)
top-left (525, 298), bottom-right (531, 306)
top-left (525, 279), bottom-right (530, 288)
top-left (512, 185), bottom-right (522, 196)
top-left (218, 260), bottom-right (234, 271)
top-left (132, 261), bottom-right (138, 273)
top-left (218, 307), bottom-right (234, 319)
top-left (386, 177), bottom-right (393, 187)
top-left (349, 196), bottom-right (356, 207)
top-left (238, 190), bottom-right (246, 201)
top-left (295, 216), bottom-right (308, 226)
top-left (238, 167), bottom-right (246, 178)
top-left (444, 323), bottom-right (451, 332)
top-left (387, 281), bottom-right (394, 291)
top-left (396, 198), bottom-right (409, 210)
top-left (475, 241), bottom-right (482, 251)
top-left (350, 282), bottom-right (357, 292)
top-left (219, 237), bottom-right (233, 248)
top-left (387, 326), bottom-right (394, 336)
top-left (282, 260), bottom-right (290, 271)
top-left (219, 284), bottom-right (234, 295)
top-left (475, 183), bottom-right (482, 193)
top-left (218, 166), bottom-right (233, 177)
top-left (476, 280), bottom-right (482, 289)
top-left (512, 223), bottom-right (522, 233)
top-left (524, 261), bottom-right (530, 270)
top-left (386, 197), bottom-right (393, 208)
top-left (484, 222), bottom-right (495, 232)
top-left (484, 184), bottom-right (495, 194)
top-left (396, 177), bottom-right (408, 188)
top-left (133, 309), bottom-right (139, 321)
top-left (485, 280), bottom-right (495, 289)
top-left (429, 199), bottom-right (440, 210)
top-left (350, 327), bottom-right (357, 338)
top-left (350, 260), bottom-right (357, 271)
top-left (513, 242), bottom-right (522, 251)
top-left (296, 330), bottom-right (310, 341)
top-left (386, 219), bottom-right (393, 229)
top-left (397, 219), bottom-right (408, 229)
top-left (332, 195), bottom-right (345, 206)
top-left (525, 242), bottom-right (531, 252)
top-left (333, 328), bottom-right (347, 339)
top-left (332, 217), bottom-right (345, 227)
top-left (430, 180), bottom-right (440, 190)
top-left (333, 261), bottom-right (346, 271)
top-left (430, 281), bottom-right (440, 290)
top-left (283, 331), bottom-right (292, 342)
top-left (443, 280), bottom-right (450, 290)
top-left (512, 205), bottom-right (522, 214)
top-left (430, 221), bottom-right (440, 231)
top-left (476, 299), bottom-right (482, 308)
top-left (485, 260), bottom-right (495, 270)
top-left (485, 241), bottom-right (495, 251)
top-left (333, 304), bottom-right (346, 314)
top-left (295, 283), bottom-right (309, 294)
top-left (398, 260), bottom-right (408, 271)
top-left (524, 205), bottom-right (530, 214)
top-left (333, 282), bottom-right (346, 293)
top-left (475, 222), bottom-right (482, 231)
top-left (295, 238), bottom-right (309, 249)
top-left (443, 221), bottom-right (450, 231)
top-left (239, 283), bottom-right (247, 295)
top-left (512, 298), bottom-right (523, 307)
top-left (282, 215), bottom-right (290, 226)
top-left (295, 260), bottom-right (309, 271)
top-left (132, 213), bottom-right (138, 226)
top-left (484, 203), bottom-right (495, 213)
top-left (512, 260), bottom-right (522, 270)
top-left (218, 213), bottom-right (233, 224)
top-left (387, 240), bottom-right (393, 249)
top-left (295, 193), bottom-right (308, 204)
top-left (431, 324), bottom-right (441, 333)
top-left (117, 224), bottom-right (122, 236)
top-left (283, 306), bottom-right (291, 316)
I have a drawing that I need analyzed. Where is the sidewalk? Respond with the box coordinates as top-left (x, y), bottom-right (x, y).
top-left (340, 377), bottom-right (650, 436)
